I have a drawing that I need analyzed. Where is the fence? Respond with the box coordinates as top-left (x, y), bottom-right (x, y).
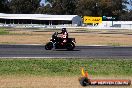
top-left (0, 21), bottom-right (132, 29)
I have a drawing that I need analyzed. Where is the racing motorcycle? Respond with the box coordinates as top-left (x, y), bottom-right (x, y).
top-left (45, 32), bottom-right (76, 50)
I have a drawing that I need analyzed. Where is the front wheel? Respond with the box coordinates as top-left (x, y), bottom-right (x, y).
top-left (66, 42), bottom-right (75, 51)
top-left (79, 77), bottom-right (90, 87)
top-left (45, 42), bottom-right (53, 50)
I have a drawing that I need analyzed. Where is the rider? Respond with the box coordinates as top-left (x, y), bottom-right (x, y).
top-left (58, 28), bottom-right (68, 43)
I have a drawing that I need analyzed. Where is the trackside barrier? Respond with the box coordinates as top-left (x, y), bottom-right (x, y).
top-left (0, 24), bottom-right (132, 29)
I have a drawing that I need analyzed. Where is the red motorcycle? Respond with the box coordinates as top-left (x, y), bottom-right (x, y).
top-left (45, 32), bottom-right (76, 51)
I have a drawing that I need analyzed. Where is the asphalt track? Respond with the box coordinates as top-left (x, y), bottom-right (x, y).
top-left (0, 45), bottom-right (132, 58)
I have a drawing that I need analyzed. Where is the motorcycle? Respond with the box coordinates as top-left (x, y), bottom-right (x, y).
top-left (45, 32), bottom-right (76, 50)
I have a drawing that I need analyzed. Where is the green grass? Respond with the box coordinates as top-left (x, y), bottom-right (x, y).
top-left (107, 42), bottom-right (121, 46)
top-left (0, 28), bottom-right (9, 35)
top-left (0, 59), bottom-right (131, 77)
top-left (1, 42), bottom-right (16, 44)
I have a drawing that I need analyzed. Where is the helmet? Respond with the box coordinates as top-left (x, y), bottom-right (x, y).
top-left (62, 28), bottom-right (67, 33)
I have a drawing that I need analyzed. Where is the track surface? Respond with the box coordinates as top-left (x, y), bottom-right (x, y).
top-left (0, 45), bottom-right (132, 58)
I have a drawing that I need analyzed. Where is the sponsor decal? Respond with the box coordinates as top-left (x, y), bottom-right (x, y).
top-left (83, 16), bottom-right (102, 24)
top-left (79, 68), bottom-right (131, 86)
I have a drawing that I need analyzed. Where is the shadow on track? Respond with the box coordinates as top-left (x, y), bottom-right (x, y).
top-left (53, 49), bottom-right (80, 51)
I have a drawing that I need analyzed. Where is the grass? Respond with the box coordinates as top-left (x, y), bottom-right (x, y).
top-left (1, 28), bottom-right (132, 46)
top-left (0, 59), bottom-right (131, 77)
top-left (0, 28), bottom-right (9, 35)
top-left (1, 42), bottom-right (16, 44)
top-left (107, 42), bottom-right (121, 46)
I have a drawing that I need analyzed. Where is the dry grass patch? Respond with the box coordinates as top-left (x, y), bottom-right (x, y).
top-left (0, 76), bottom-right (131, 88)
top-left (71, 33), bottom-right (132, 46)
top-left (1, 29), bottom-right (132, 46)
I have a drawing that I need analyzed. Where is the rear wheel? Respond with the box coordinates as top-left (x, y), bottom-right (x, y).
top-left (45, 42), bottom-right (53, 50)
top-left (66, 42), bottom-right (75, 51)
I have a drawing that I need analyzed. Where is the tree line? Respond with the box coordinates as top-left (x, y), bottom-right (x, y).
top-left (0, 0), bottom-right (132, 20)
